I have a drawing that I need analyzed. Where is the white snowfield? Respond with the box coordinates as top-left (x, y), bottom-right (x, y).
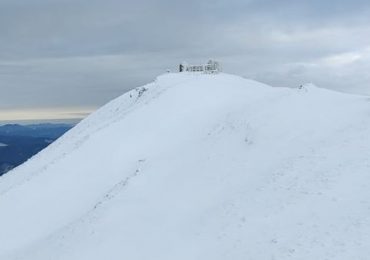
top-left (1, 73), bottom-right (370, 260)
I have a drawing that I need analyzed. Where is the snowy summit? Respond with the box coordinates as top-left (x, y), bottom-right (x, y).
top-left (1, 73), bottom-right (370, 259)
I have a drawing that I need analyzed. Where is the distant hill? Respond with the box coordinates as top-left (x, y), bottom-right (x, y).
top-left (0, 123), bottom-right (73, 176)
top-left (0, 123), bottom-right (72, 139)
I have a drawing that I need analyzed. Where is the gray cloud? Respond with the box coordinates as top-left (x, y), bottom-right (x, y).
top-left (0, 0), bottom-right (370, 120)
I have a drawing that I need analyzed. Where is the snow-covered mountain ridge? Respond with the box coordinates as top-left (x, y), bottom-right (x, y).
top-left (1, 73), bottom-right (370, 259)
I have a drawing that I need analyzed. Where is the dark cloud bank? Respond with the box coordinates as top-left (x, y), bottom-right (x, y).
top-left (0, 0), bottom-right (369, 120)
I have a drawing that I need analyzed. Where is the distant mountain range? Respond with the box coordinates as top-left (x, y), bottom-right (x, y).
top-left (0, 123), bottom-right (72, 138)
top-left (0, 123), bottom-right (73, 176)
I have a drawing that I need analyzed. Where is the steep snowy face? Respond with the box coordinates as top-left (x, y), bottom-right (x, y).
top-left (1, 73), bottom-right (370, 260)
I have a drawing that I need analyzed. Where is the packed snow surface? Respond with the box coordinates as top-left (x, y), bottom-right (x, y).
top-left (1, 73), bottom-right (370, 259)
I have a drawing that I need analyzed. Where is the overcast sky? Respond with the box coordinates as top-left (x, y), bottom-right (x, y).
top-left (1, 0), bottom-right (370, 122)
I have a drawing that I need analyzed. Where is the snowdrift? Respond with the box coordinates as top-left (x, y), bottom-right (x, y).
top-left (1, 73), bottom-right (370, 259)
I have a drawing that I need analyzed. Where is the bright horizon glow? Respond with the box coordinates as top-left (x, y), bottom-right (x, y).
top-left (0, 107), bottom-right (95, 122)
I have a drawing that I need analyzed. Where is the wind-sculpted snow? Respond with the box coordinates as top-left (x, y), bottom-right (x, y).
top-left (1, 73), bottom-right (370, 259)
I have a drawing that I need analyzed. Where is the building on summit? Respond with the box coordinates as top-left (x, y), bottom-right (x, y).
top-left (179, 60), bottom-right (221, 74)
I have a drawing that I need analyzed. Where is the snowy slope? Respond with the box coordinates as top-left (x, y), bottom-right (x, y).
top-left (1, 73), bottom-right (370, 260)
